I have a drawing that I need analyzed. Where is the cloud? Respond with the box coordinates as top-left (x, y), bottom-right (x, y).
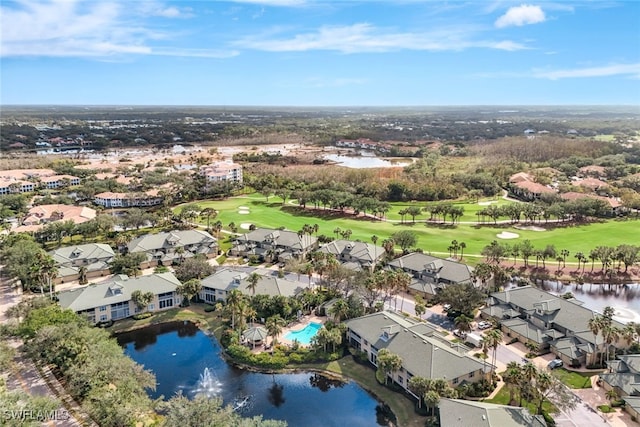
top-left (534, 63), bottom-right (640, 80)
top-left (234, 23), bottom-right (528, 53)
top-left (495, 4), bottom-right (546, 28)
top-left (228, 0), bottom-right (306, 6)
top-left (0, 0), bottom-right (218, 58)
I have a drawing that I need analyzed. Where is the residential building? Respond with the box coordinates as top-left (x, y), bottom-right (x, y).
top-left (40, 174), bottom-right (81, 189)
top-left (600, 355), bottom-right (640, 397)
top-left (13, 204), bottom-right (97, 233)
top-left (438, 398), bottom-right (546, 427)
top-left (127, 230), bottom-right (218, 267)
top-left (318, 239), bottom-right (385, 271)
top-left (49, 243), bottom-right (115, 284)
top-left (230, 228), bottom-right (318, 262)
top-left (57, 272), bottom-right (182, 323)
top-left (199, 268), bottom-right (310, 303)
top-left (483, 286), bottom-right (627, 367)
top-left (388, 252), bottom-right (474, 299)
top-left (199, 162), bottom-right (243, 183)
top-left (508, 172), bottom-right (556, 201)
top-left (345, 311), bottom-right (487, 393)
top-left (559, 192), bottom-right (621, 212)
top-left (0, 179), bottom-right (36, 195)
top-left (94, 190), bottom-right (163, 208)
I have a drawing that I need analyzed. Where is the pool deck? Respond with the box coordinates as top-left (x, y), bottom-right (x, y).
top-left (279, 314), bottom-right (327, 347)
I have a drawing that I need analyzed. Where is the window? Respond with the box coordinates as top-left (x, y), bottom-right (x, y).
top-left (100, 315), bottom-right (107, 322)
top-left (100, 306), bottom-right (106, 312)
top-left (148, 304), bottom-right (155, 311)
top-left (469, 371), bottom-right (475, 378)
top-left (452, 378), bottom-right (459, 384)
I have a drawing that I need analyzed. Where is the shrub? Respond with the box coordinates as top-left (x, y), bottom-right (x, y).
top-left (289, 353), bottom-right (304, 364)
top-left (598, 405), bottom-right (614, 413)
top-left (133, 312), bottom-right (152, 320)
top-left (352, 350), bottom-right (369, 365)
top-left (611, 400), bottom-right (624, 408)
top-left (203, 304), bottom-right (216, 312)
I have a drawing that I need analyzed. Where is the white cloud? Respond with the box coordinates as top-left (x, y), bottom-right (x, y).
top-left (234, 23), bottom-right (528, 53)
top-left (534, 63), bottom-right (640, 80)
top-left (228, 0), bottom-right (306, 6)
top-left (495, 4), bottom-right (546, 28)
top-left (0, 0), bottom-right (215, 58)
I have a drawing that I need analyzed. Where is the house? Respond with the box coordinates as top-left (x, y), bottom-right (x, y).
top-left (508, 172), bottom-right (556, 201)
top-left (559, 192), bottom-right (621, 213)
top-left (600, 355), bottom-right (640, 398)
top-left (40, 174), bottom-right (81, 189)
top-left (199, 268), bottom-right (310, 303)
top-left (318, 239), bottom-right (385, 271)
top-left (482, 286), bottom-right (627, 367)
top-left (49, 243), bottom-right (115, 284)
top-left (578, 165), bottom-right (607, 178)
top-left (438, 398), bottom-right (546, 427)
top-left (13, 204), bottom-right (97, 233)
top-left (57, 272), bottom-right (182, 323)
top-left (230, 228), bottom-right (318, 262)
top-left (0, 179), bottom-right (36, 195)
top-left (94, 190), bottom-right (163, 208)
top-left (573, 177), bottom-right (609, 192)
top-left (199, 162), bottom-right (243, 183)
top-left (388, 252), bottom-right (474, 299)
top-left (345, 311), bottom-right (487, 393)
top-left (127, 230), bottom-right (218, 267)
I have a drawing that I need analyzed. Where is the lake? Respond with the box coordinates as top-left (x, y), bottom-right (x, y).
top-left (323, 153), bottom-right (414, 168)
top-left (117, 321), bottom-right (393, 426)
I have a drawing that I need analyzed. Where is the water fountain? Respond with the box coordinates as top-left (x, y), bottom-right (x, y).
top-left (192, 367), bottom-right (223, 398)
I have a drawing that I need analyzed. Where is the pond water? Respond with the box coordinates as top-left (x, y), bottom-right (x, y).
top-left (323, 153), bottom-right (413, 169)
top-left (508, 281), bottom-right (640, 323)
top-left (117, 321), bottom-right (393, 426)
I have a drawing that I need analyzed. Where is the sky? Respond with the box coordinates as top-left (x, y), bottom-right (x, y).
top-left (1, 0), bottom-right (639, 106)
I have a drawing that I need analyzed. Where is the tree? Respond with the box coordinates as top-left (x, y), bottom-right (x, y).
top-left (392, 230), bottom-right (417, 254)
top-left (173, 256), bottom-right (216, 282)
top-left (437, 283), bottom-right (485, 317)
top-left (408, 376), bottom-right (431, 409)
top-left (246, 272), bottom-right (262, 297)
top-left (131, 290), bottom-right (154, 313)
top-left (406, 206), bottom-right (422, 223)
top-left (200, 207), bottom-right (217, 229)
top-left (226, 289), bottom-right (245, 331)
top-left (78, 265), bottom-right (88, 286)
top-left (329, 298), bottom-right (349, 321)
top-left (109, 252), bottom-right (146, 277)
top-left (483, 329), bottom-right (503, 381)
top-left (454, 314), bottom-right (473, 334)
top-left (376, 348), bottom-right (403, 386)
top-left (176, 279), bottom-right (203, 306)
top-left (265, 315), bottom-right (285, 353)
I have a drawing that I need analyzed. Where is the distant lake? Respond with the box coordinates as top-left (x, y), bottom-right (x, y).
top-left (324, 153), bottom-right (414, 168)
top-left (117, 321), bottom-right (393, 427)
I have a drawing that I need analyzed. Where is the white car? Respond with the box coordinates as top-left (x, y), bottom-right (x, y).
top-left (478, 321), bottom-right (492, 330)
top-left (443, 304), bottom-right (452, 312)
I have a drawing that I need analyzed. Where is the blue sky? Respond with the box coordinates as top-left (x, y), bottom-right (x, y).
top-left (1, 0), bottom-right (639, 106)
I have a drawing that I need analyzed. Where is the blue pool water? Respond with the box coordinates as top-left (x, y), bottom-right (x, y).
top-left (284, 322), bottom-right (322, 345)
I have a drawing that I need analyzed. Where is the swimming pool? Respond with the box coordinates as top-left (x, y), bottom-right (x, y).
top-left (284, 322), bottom-right (322, 345)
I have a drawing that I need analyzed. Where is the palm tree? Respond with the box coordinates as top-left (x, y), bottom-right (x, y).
top-left (265, 315), bottom-right (285, 353)
top-left (503, 361), bottom-right (522, 406)
top-left (454, 314), bottom-right (473, 335)
top-left (246, 272), bottom-right (261, 297)
top-left (484, 329), bottom-right (503, 381)
top-left (329, 298), bottom-right (349, 321)
top-left (459, 241), bottom-right (466, 260)
top-left (226, 289), bottom-right (244, 331)
top-left (200, 207), bottom-right (217, 229)
top-left (78, 265), bottom-right (88, 286)
top-left (131, 290), bottom-right (154, 314)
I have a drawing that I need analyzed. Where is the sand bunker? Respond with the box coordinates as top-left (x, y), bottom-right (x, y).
top-left (238, 209), bottom-right (250, 215)
top-left (478, 201), bottom-right (497, 206)
top-left (240, 223), bottom-right (253, 230)
top-left (238, 206), bottom-right (249, 209)
top-left (497, 231), bottom-right (520, 239)
top-left (514, 225), bottom-right (546, 232)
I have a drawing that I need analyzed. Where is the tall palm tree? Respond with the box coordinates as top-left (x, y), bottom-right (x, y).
top-left (246, 272), bottom-right (261, 297)
top-left (265, 315), bottom-right (285, 353)
top-left (78, 265), bottom-right (88, 286)
top-left (226, 289), bottom-right (244, 331)
top-left (329, 298), bottom-right (349, 321)
top-left (454, 314), bottom-right (473, 335)
top-left (200, 207), bottom-right (217, 229)
top-left (503, 361), bottom-right (522, 405)
top-left (484, 329), bottom-right (503, 381)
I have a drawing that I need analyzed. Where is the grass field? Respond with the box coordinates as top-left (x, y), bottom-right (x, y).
top-left (177, 195), bottom-right (640, 264)
top-left (551, 368), bottom-right (594, 389)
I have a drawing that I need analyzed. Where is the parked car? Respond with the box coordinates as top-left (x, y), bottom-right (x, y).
top-left (453, 329), bottom-right (466, 338)
top-left (478, 321), bottom-right (492, 330)
top-left (548, 359), bottom-right (563, 370)
top-left (443, 304), bottom-right (452, 312)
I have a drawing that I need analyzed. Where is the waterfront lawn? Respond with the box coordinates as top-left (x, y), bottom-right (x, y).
top-left (108, 304), bottom-right (225, 336)
top-left (297, 357), bottom-right (425, 427)
top-left (552, 368), bottom-right (594, 389)
top-left (184, 196), bottom-right (640, 264)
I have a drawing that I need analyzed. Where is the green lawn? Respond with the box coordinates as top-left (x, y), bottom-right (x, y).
top-left (552, 368), bottom-right (594, 389)
top-left (484, 383), bottom-right (556, 415)
top-left (178, 195), bottom-right (640, 263)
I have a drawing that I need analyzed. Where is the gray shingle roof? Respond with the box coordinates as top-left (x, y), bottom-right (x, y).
top-left (233, 228), bottom-right (316, 251)
top-left (345, 311), bottom-right (485, 381)
top-left (319, 240), bottom-right (384, 265)
top-left (388, 252), bottom-right (473, 284)
top-left (438, 398), bottom-right (546, 427)
top-left (57, 272), bottom-right (180, 312)
top-left (50, 243), bottom-right (114, 266)
top-left (201, 268), bottom-right (310, 298)
top-left (128, 230), bottom-right (217, 253)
